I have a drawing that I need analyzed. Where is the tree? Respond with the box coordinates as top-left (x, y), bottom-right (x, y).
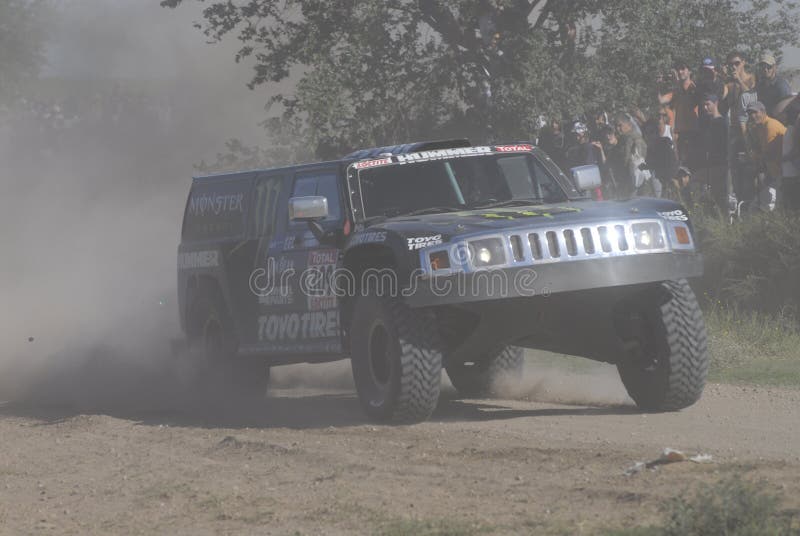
top-left (0, 0), bottom-right (48, 103)
top-left (162, 0), bottom-right (799, 165)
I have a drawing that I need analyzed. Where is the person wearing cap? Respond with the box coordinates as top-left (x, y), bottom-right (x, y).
top-left (755, 52), bottom-right (792, 117)
top-left (698, 93), bottom-right (729, 214)
top-left (723, 51), bottom-right (758, 205)
top-left (671, 60), bottom-right (699, 167)
top-left (746, 100), bottom-right (786, 211)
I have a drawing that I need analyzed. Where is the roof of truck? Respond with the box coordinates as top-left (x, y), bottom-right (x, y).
top-left (193, 139), bottom-right (473, 181)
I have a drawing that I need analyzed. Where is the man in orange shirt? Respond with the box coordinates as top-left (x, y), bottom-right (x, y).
top-left (746, 101), bottom-right (786, 210)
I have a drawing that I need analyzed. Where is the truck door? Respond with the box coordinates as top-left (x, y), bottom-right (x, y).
top-left (256, 167), bottom-right (344, 356)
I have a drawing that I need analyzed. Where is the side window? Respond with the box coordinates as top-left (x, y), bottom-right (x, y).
top-left (290, 171), bottom-right (342, 222)
top-left (252, 174), bottom-right (283, 237)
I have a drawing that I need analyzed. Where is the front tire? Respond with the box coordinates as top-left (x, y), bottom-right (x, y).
top-left (350, 291), bottom-right (443, 423)
top-left (615, 279), bottom-right (708, 411)
top-left (446, 346), bottom-right (524, 398)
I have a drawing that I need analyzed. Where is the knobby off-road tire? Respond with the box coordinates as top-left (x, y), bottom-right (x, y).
top-left (616, 279), bottom-right (708, 411)
top-left (190, 292), bottom-right (270, 403)
top-left (446, 345), bottom-right (524, 398)
top-left (350, 291), bottom-right (443, 424)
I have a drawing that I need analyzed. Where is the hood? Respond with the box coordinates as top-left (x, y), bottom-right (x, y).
top-left (367, 198), bottom-right (687, 239)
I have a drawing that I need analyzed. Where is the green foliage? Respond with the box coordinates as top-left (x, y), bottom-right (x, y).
top-left (163, 0), bottom-right (800, 160)
top-left (609, 476), bottom-right (799, 536)
top-left (0, 0), bottom-right (49, 103)
top-left (695, 211), bottom-right (800, 321)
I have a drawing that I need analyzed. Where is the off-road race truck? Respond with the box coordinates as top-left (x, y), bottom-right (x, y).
top-left (177, 139), bottom-right (708, 423)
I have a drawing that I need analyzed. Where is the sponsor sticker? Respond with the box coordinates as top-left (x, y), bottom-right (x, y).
top-left (258, 311), bottom-right (339, 341)
top-left (178, 250), bottom-right (219, 270)
top-left (395, 146), bottom-right (492, 164)
top-left (407, 234), bottom-right (443, 250)
top-left (188, 193), bottom-right (244, 216)
top-left (495, 144), bottom-right (533, 152)
top-left (658, 210), bottom-right (689, 221)
top-left (354, 158), bottom-right (392, 170)
top-left (349, 231), bottom-right (387, 245)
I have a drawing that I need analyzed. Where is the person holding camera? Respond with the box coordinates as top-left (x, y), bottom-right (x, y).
top-left (723, 51), bottom-right (758, 206)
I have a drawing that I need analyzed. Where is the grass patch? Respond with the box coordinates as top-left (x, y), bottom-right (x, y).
top-left (706, 306), bottom-right (800, 387)
top-left (376, 518), bottom-right (492, 536)
top-left (606, 475), bottom-right (799, 536)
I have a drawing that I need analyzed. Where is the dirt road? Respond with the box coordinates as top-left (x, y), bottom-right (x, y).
top-left (1, 359), bottom-right (799, 535)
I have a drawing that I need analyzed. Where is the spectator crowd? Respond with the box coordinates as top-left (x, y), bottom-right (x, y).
top-left (537, 51), bottom-right (800, 216)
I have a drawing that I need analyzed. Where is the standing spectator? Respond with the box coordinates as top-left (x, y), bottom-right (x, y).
top-left (671, 61), bottom-right (699, 166)
top-left (644, 108), bottom-right (678, 196)
top-left (755, 52), bottom-right (793, 118)
top-left (566, 121), bottom-right (604, 199)
top-left (538, 118), bottom-right (567, 171)
top-left (695, 58), bottom-right (728, 127)
top-left (723, 51), bottom-right (758, 204)
top-left (746, 101), bottom-right (786, 211)
top-left (775, 96), bottom-right (800, 211)
top-left (613, 113), bottom-right (650, 197)
top-left (697, 94), bottom-right (729, 214)
top-left (593, 125), bottom-right (621, 198)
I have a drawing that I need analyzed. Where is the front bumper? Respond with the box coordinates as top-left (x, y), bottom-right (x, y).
top-left (405, 252), bottom-right (703, 307)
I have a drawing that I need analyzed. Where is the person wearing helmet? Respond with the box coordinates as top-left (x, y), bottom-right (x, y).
top-left (566, 121), bottom-right (604, 199)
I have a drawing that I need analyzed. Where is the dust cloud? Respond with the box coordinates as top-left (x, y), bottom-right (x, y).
top-left (489, 351), bottom-right (633, 407)
top-left (0, 0), bottom-right (267, 410)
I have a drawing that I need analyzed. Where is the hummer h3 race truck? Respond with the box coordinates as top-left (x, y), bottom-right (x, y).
top-left (177, 139), bottom-right (708, 423)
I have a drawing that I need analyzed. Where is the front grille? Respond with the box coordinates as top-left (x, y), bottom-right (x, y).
top-left (517, 221), bottom-right (668, 263)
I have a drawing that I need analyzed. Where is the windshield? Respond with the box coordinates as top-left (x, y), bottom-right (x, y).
top-left (357, 153), bottom-right (568, 218)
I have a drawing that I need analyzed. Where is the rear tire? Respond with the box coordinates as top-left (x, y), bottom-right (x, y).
top-left (446, 345), bottom-right (524, 398)
top-left (615, 279), bottom-right (708, 411)
top-left (190, 291), bottom-right (270, 402)
top-left (350, 290), bottom-right (443, 423)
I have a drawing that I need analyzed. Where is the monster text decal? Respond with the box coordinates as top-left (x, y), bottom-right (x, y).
top-left (407, 234), bottom-right (443, 250)
top-left (658, 210), bottom-right (689, 221)
top-left (187, 193), bottom-right (244, 216)
top-left (258, 311), bottom-right (339, 342)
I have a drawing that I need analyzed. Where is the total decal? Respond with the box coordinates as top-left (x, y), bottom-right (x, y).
top-left (494, 144), bottom-right (533, 153)
top-left (258, 311), bottom-right (339, 342)
top-left (658, 210), bottom-right (689, 222)
top-left (305, 249), bottom-right (338, 311)
top-left (354, 158), bottom-right (392, 170)
top-left (407, 234), bottom-right (443, 250)
top-left (187, 193), bottom-right (244, 216)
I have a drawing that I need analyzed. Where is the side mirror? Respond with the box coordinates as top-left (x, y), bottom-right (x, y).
top-left (289, 196), bottom-right (328, 221)
top-left (570, 165), bottom-right (602, 191)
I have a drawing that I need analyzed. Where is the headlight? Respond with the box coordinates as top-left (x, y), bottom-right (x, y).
top-left (467, 238), bottom-right (506, 268)
top-left (631, 222), bottom-right (665, 250)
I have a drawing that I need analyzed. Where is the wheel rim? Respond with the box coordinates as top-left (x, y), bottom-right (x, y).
top-left (368, 323), bottom-right (391, 386)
